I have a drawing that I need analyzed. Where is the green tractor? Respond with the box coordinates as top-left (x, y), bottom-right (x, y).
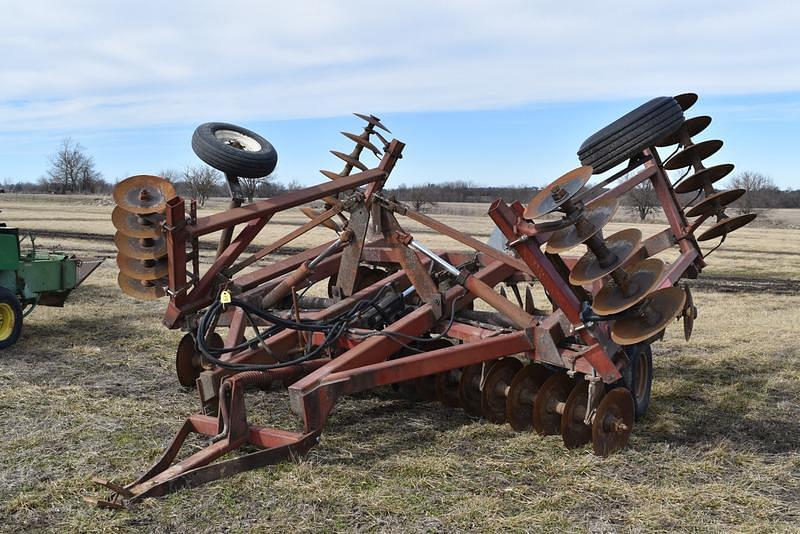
top-left (0, 224), bottom-right (102, 349)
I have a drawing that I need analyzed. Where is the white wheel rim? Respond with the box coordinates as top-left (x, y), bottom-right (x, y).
top-left (214, 129), bottom-right (262, 152)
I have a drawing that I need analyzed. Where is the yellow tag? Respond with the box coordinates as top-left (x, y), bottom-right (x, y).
top-left (220, 290), bottom-right (231, 305)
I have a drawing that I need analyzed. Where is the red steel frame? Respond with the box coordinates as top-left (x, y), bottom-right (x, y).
top-left (92, 129), bottom-right (705, 507)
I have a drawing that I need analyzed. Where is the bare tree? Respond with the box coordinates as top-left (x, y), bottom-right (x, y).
top-left (159, 169), bottom-right (181, 183)
top-left (627, 181), bottom-right (658, 220)
top-left (240, 175), bottom-right (276, 202)
top-left (44, 138), bottom-right (104, 194)
top-left (406, 183), bottom-right (439, 213)
top-left (729, 171), bottom-right (775, 215)
top-left (183, 165), bottom-right (221, 207)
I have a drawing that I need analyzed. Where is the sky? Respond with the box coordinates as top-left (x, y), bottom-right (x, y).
top-left (1, 0), bottom-right (799, 189)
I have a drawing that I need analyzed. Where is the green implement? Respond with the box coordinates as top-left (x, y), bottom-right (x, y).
top-left (0, 225), bottom-right (102, 349)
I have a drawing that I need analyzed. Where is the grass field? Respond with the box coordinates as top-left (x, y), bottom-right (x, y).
top-left (1, 194), bottom-right (799, 533)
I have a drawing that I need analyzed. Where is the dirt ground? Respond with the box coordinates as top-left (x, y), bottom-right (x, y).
top-left (1, 195), bottom-right (799, 533)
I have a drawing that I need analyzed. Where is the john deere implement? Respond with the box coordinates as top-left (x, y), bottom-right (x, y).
top-left (91, 94), bottom-right (754, 507)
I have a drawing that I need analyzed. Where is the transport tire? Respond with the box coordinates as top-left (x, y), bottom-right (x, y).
top-left (0, 287), bottom-right (23, 350)
top-left (191, 122), bottom-right (278, 178)
top-left (578, 97), bottom-right (684, 174)
top-left (620, 343), bottom-right (653, 420)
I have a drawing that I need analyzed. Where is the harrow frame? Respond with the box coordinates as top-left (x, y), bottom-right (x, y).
top-left (95, 101), bottom-right (744, 507)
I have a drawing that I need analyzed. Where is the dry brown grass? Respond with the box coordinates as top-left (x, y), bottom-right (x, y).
top-left (1, 195), bottom-right (799, 532)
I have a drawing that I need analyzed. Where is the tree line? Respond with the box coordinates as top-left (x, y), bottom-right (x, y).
top-left (3, 139), bottom-right (799, 217)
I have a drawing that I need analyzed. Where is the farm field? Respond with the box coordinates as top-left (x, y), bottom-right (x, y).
top-left (1, 194), bottom-right (799, 532)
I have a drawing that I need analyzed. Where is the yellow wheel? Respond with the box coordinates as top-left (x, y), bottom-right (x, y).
top-left (0, 288), bottom-right (23, 350)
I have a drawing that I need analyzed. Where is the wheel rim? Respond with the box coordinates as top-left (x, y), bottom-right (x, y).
top-left (0, 303), bottom-right (15, 341)
top-left (214, 129), bottom-right (262, 152)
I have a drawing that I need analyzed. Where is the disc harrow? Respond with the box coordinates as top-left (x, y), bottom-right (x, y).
top-left (90, 94), bottom-right (754, 508)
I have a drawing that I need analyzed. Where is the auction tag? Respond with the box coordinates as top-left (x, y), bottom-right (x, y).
top-left (220, 290), bottom-right (232, 305)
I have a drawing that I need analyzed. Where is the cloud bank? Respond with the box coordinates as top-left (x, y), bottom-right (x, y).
top-left (1, 0), bottom-right (797, 133)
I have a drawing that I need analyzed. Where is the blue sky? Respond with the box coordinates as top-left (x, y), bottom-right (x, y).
top-left (1, 1), bottom-right (798, 189)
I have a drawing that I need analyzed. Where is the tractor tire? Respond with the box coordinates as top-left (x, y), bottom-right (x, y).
top-left (578, 97), bottom-right (684, 174)
top-left (191, 122), bottom-right (278, 178)
top-left (621, 343), bottom-right (653, 420)
top-left (0, 287), bottom-right (23, 350)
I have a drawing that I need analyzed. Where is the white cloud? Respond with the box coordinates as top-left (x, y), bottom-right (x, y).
top-left (1, 0), bottom-right (798, 132)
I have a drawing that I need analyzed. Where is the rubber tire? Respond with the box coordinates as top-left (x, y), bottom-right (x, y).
top-left (191, 122), bottom-right (278, 178)
top-left (621, 343), bottom-right (653, 420)
top-left (578, 97), bottom-right (684, 174)
top-left (0, 287), bottom-right (23, 350)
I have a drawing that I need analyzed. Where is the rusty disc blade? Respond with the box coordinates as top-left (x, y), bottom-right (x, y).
top-left (435, 368), bottom-right (463, 408)
top-left (664, 139), bottom-right (723, 171)
top-left (611, 286), bottom-right (687, 345)
top-left (480, 358), bottom-right (523, 424)
top-left (330, 150), bottom-right (368, 171)
top-left (459, 363), bottom-right (490, 417)
top-left (532, 372), bottom-right (574, 436)
top-left (112, 206), bottom-right (163, 238)
top-left (545, 196), bottom-right (619, 254)
top-left (117, 272), bottom-right (165, 300)
top-left (341, 131), bottom-right (382, 155)
top-left (592, 387), bottom-right (634, 457)
top-left (353, 113), bottom-right (391, 133)
top-left (697, 213), bottom-right (757, 241)
top-left (656, 115), bottom-right (711, 147)
top-left (592, 258), bottom-right (666, 315)
top-left (682, 284), bottom-right (696, 341)
top-left (673, 93), bottom-right (698, 112)
top-left (116, 253), bottom-right (168, 281)
top-left (561, 380), bottom-right (592, 449)
top-left (569, 228), bottom-right (642, 285)
top-left (175, 332), bottom-right (223, 388)
top-left (524, 166), bottom-right (592, 219)
top-left (674, 163), bottom-right (735, 194)
top-left (114, 231), bottom-right (167, 260)
top-left (113, 175), bottom-right (176, 214)
top-left (685, 189), bottom-right (745, 218)
top-left (506, 364), bottom-right (551, 431)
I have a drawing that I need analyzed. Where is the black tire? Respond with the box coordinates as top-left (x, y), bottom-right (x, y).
top-left (191, 122), bottom-right (278, 178)
top-left (0, 287), bottom-right (23, 350)
top-left (578, 97), bottom-right (684, 174)
top-left (620, 343), bottom-right (653, 420)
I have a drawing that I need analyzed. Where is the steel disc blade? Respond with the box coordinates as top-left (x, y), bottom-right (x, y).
top-left (354, 113), bottom-right (392, 133)
top-left (175, 332), bottom-right (223, 388)
top-left (114, 231), bottom-right (167, 260)
top-left (592, 258), bottom-right (666, 315)
top-left (480, 358), bottom-right (523, 424)
top-left (569, 228), bottom-right (642, 285)
top-left (656, 115), bottom-right (711, 147)
top-left (117, 272), bottom-right (165, 300)
top-left (330, 150), bottom-right (368, 171)
top-left (435, 368), bottom-right (463, 408)
top-left (532, 373), bottom-right (574, 436)
top-left (113, 175), bottom-right (176, 214)
top-left (341, 131), bottom-right (382, 155)
top-left (112, 206), bottom-right (163, 238)
top-left (674, 164), bottom-right (735, 194)
top-left (664, 139), bottom-right (723, 171)
top-left (673, 93), bottom-right (698, 112)
top-left (611, 287), bottom-right (687, 345)
top-left (506, 364), bottom-right (551, 431)
top-left (545, 196), bottom-right (619, 254)
top-left (116, 253), bottom-right (168, 281)
top-left (682, 284), bottom-right (696, 342)
top-left (685, 189), bottom-right (745, 218)
top-left (561, 380), bottom-right (592, 449)
top-left (592, 388), bottom-right (634, 457)
top-left (524, 166), bottom-right (592, 219)
top-left (459, 363), bottom-right (489, 417)
top-left (697, 213), bottom-right (757, 241)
